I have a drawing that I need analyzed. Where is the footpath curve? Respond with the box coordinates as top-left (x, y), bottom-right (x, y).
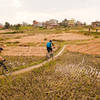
top-left (0, 45), bottom-right (66, 78)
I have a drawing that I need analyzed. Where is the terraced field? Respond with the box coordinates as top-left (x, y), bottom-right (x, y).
top-left (67, 38), bottom-right (100, 55)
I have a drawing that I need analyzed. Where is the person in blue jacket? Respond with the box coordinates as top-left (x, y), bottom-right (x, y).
top-left (46, 40), bottom-right (54, 53)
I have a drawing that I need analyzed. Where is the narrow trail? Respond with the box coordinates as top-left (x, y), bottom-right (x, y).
top-left (0, 45), bottom-right (66, 78)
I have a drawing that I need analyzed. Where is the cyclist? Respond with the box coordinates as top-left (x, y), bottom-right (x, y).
top-left (0, 45), bottom-right (8, 71)
top-left (46, 40), bottom-right (55, 58)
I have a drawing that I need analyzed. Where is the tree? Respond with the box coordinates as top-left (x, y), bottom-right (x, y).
top-left (60, 19), bottom-right (68, 27)
top-left (14, 24), bottom-right (21, 30)
top-left (83, 22), bottom-right (86, 26)
top-left (4, 22), bottom-right (10, 29)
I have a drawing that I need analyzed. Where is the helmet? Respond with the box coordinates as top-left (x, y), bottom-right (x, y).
top-left (49, 40), bottom-right (52, 42)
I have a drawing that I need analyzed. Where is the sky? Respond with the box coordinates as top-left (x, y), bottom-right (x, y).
top-left (0, 0), bottom-right (100, 25)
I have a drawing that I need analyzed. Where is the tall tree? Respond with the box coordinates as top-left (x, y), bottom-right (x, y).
top-left (4, 22), bottom-right (10, 29)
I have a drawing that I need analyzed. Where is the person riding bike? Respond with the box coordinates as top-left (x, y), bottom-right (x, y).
top-left (46, 40), bottom-right (55, 58)
top-left (0, 45), bottom-right (8, 71)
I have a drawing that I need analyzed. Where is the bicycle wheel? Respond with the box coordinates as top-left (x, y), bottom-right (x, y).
top-left (6, 65), bottom-right (13, 76)
top-left (50, 52), bottom-right (53, 59)
top-left (46, 53), bottom-right (50, 60)
top-left (1, 68), bottom-right (8, 76)
top-left (2, 65), bottom-right (13, 76)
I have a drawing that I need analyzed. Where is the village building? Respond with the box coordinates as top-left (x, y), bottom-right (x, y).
top-left (60, 19), bottom-right (75, 27)
top-left (44, 19), bottom-right (59, 29)
top-left (75, 21), bottom-right (85, 27)
top-left (67, 19), bottom-right (75, 27)
top-left (92, 21), bottom-right (100, 27)
top-left (33, 20), bottom-right (43, 27)
top-left (22, 22), bottom-right (28, 26)
top-left (60, 19), bottom-right (68, 27)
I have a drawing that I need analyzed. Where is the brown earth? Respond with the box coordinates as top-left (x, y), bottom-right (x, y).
top-left (0, 29), bottom-right (14, 33)
top-left (51, 33), bottom-right (92, 41)
top-left (67, 38), bottom-right (100, 55)
top-left (6, 33), bottom-right (92, 44)
top-left (2, 47), bottom-right (46, 56)
top-left (2, 46), bottom-right (58, 56)
top-left (0, 33), bottom-right (28, 42)
top-left (2, 33), bottom-right (92, 56)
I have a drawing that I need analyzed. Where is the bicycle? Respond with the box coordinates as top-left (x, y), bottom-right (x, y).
top-left (0, 60), bottom-right (12, 76)
top-left (46, 47), bottom-right (55, 60)
top-left (46, 51), bottom-right (53, 60)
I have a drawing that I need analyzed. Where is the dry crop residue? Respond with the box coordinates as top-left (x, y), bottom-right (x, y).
top-left (67, 38), bottom-right (100, 55)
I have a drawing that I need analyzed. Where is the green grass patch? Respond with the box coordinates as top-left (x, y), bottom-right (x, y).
top-left (79, 30), bottom-right (100, 36)
top-left (3, 31), bottom-right (24, 34)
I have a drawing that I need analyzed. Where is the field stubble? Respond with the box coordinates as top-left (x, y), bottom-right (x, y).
top-left (0, 51), bottom-right (100, 100)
